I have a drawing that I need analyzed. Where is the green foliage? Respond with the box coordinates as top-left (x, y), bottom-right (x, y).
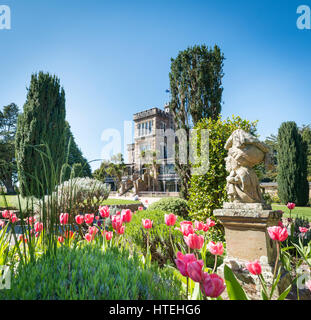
top-left (125, 209), bottom-right (185, 266)
top-left (93, 153), bottom-right (127, 191)
top-left (277, 122), bottom-right (309, 206)
top-left (63, 121), bottom-right (92, 180)
top-left (169, 44), bottom-right (225, 199)
top-left (224, 264), bottom-right (248, 300)
top-left (300, 125), bottom-right (311, 181)
top-left (0, 103), bottom-right (19, 194)
top-left (0, 244), bottom-right (183, 300)
top-left (188, 115), bottom-right (258, 221)
top-left (147, 197), bottom-right (189, 219)
top-left (15, 72), bottom-right (67, 198)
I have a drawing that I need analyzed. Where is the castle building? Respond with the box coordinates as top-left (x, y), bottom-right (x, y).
top-left (126, 104), bottom-right (180, 192)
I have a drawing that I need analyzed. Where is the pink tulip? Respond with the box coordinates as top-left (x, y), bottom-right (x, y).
top-left (165, 213), bottom-right (177, 226)
top-left (306, 279), bottom-right (311, 291)
top-left (26, 216), bottom-right (36, 225)
top-left (111, 215), bottom-right (123, 230)
top-left (278, 220), bottom-right (284, 228)
top-left (184, 233), bottom-right (204, 250)
top-left (206, 218), bottom-right (216, 228)
top-left (99, 205), bottom-right (110, 218)
top-left (202, 224), bottom-right (210, 232)
top-left (174, 251), bottom-right (197, 277)
top-left (187, 260), bottom-right (204, 282)
top-left (201, 273), bottom-right (225, 298)
top-left (9, 213), bottom-right (18, 223)
top-left (299, 227), bottom-right (309, 234)
top-left (142, 219), bottom-right (153, 229)
top-left (88, 226), bottom-right (98, 236)
top-left (121, 209), bottom-right (133, 223)
top-left (138, 206), bottom-right (144, 211)
top-left (58, 236), bottom-right (64, 243)
top-left (245, 260), bottom-right (262, 275)
top-left (117, 225), bottom-right (125, 234)
top-left (194, 221), bottom-right (204, 231)
top-left (105, 231), bottom-right (113, 241)
top-left (0, 220), bottom-right (5, 228)
top-left (84, 214), bottom-right (94, 225)
top-left (207, 241), bottom-right (224, 256)
top-left (60, 213), bottom-right (69, 225)
top-left (34, 222), bottom-right (43, 233)
top-left (116, 211), bottom-right (121, 215)
top-left (267, 226), bottom-right (288, 242)
top-left (75, 215), bottom-right (84, 225)
top-left (287, 203), bottom-right (296, 210)
top-left (2, 210), bottom-right (10, 219)
top-left (178, 221), bottom-right (194, 236)
top-left (84, 233), bottom-right (92, 242)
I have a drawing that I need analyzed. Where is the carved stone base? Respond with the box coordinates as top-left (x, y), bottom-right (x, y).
top-left (214, 202), bottom-right (291, 299)
top-left (217, 256), bottom-right (291, 300)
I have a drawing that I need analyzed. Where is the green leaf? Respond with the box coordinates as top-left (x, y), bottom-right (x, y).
top-left (261, 289), bottom-right (269, 300)
top-left (224, 265), bottom-right (248, 300)
top-left (277, 284), bottom-right (292, 300)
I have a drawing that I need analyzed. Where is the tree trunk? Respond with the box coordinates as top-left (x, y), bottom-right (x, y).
top-left (3, 178), bottom-right (15, 195)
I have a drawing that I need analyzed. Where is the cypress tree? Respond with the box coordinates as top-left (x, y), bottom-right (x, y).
top-left (15, 72), bottom-right (66, 197)
top-left (63, 121), bottom-right (92, 180)
top-left (277, 121), bottom-right (309, 206)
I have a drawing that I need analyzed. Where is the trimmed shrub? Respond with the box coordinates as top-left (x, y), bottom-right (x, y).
top-left (125, 209), bottom-right (186, 266)
top-left (147, 197), bottom-right (189, 219)
top-left (188, 116), bottom-right (258, 221)
top-left (0, 244), bottom-right (183, 300)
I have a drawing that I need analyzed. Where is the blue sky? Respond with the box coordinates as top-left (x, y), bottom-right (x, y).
top-left (0, 0), bottom-right (310, 170)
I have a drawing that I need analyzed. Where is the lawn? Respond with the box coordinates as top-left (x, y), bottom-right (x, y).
top-left (272, 204), bottom-right (311, 219)
top-left (0, 195), bottom-right (141, 210)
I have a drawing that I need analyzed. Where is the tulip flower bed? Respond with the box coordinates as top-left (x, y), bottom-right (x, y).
top-left (1, 200), bottom-right (311, 300)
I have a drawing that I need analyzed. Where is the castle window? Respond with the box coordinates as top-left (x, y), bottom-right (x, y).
top-left (138, 124), bottom-right (141, 136)
top-left (149, 121), bottom-right (152, 134)
top-left (142, 123), bottom-right (145, 136)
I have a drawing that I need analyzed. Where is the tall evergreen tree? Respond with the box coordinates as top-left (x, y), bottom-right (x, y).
top-left (15, 72), bottom-right (66, 197)
top-left (277, 122), bottom-right (309, 206)
top-left (169, 44), bottom-right (225, 199)
top-left (0, 103), bottom-right (19, 194)
top-left (63, 121), bottom-right (92, 179)
top-left (300, 125), bottom-right (311, 181)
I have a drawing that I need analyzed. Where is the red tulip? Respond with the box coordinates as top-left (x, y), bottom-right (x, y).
top-left (184, 233), bottom-right (204, 250)
top-left (246, 260), bottom-right (262, 275)
top-left (202, 224), bottom-right (209, 232)
top-left (287, 203), bottom-right (296, 210)
top-left (175, 251), bottom-right (197, 277)
top-left (138, 206), bottom-right (144, 211)
top-left (26, 216), bottom-right (36, 225)
top-left (187, 260), bottom-right (204, 282)
top-left (194, 221), bottom-right (204, 231)
top-left (84, 233), bottom-right (92, 242)
top-left (117, 225), bottom-right (125, 234)
top-left (111, 215), bottom-right (123, 230)
top-left (278, 220), bottom-right (284, 228)
top-left (58, 236), bottom-right (64, 243)
top-left (2, 210), bottom-right (10, 219)
top-left (88, 226), bottom-right (98, 236)
top-left (267, 226), bottom-right (288, 242)
top-left (60, 213), bottom-right (69, 225)
top-left (9, 213), bottom-right (18, 223)
top-left (121, 209), bottom-right (133, 223)
top-left (207, 241), bottom-right (224, 256)
top-left (105, 231), bottom-right (113, 241)
top-left (142, 219), bottom-right (153, 229)
top-left (84, 214), bottom-right (94, 225)
top-left (19, 234), bottom-right (28, 243)
top-left (75, 215), bottom-right (84, 225)
top-left (178, 221), bottom-right (194, 236)
top-left (99, 205), bottom-right (110, 218)
top-left (165, 213), bottom-right (177, 226)
top-left (64, 231), bottom-right (74, 239)
top-left (34, 222), bottom-right (43, 233)
top-left (299, 227), bottom-right (309, 234)
top-left (206, 218), bottom-right (216, 228)
top-left (201, 273), bottom-right (225, 298)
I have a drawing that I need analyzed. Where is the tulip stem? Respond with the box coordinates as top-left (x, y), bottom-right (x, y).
top-left (212, 255), bottom-right (218, 273)
top-left (186, 277), bottom-right (189, 300)
top-left (273, 241), bottom-right (280, 282)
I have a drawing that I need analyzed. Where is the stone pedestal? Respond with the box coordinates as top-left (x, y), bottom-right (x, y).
top-left (214, 202), bottom-right (291, 300)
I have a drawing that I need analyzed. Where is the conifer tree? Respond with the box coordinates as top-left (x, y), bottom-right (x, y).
top-left (15, 72), bottom-right (66, 197)
top-left (277, 121), bottom-right (309, 206)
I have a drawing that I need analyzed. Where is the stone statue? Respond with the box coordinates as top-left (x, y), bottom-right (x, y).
top-left (225, 129), bottom-right (270, 203)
